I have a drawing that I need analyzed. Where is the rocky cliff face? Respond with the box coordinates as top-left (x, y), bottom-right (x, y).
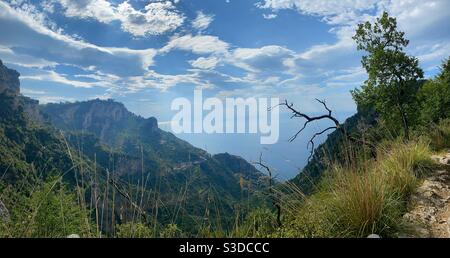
top-left (0, 60), bottom-right (20, 96)
top-left (0, 60), bottom-right (48, 123)
top-left (41, 99), bottom-right (158, 146)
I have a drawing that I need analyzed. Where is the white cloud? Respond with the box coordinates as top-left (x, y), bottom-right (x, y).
top-left (379, 0), bottom-right (450, 41)
top-left (73, 70), bottom-right (120, 82)
top-left (6, 0), bottom-right (61, 31)
top-left (21, 88), bottom-right (47, 95)
top-left (0, 2), bottom-right (157, 77)
top-left (58, 0), bottom-right (116, 23)
top-left (251, 0), bottom-right (449, 114)
top-left (21, 70), bottom-right (107, 88)
top-left (106, 47), bottom-right (157, 71)
top-left (230, 45), bottom-right (295, 73)
top-left (256, 0), bottom-right (378, 24)
top-left (192, 11), bottom-right (214, 31)
top-left (2, 0), bottom-right (449, 101)
top-left (257, 0), bottom-right (450, 71)
top-left (55, 0), bottom-right (184, 37)
top-left (190, 56), bottom-right (220, 70)
top-left (127, 70), bottom-right (205, 91)
top-left (292, 26), bottom-right (358, 72)
top-left (160, 34), bottom-right (229, 54)
top-left (35, 95), bottom-right (77, 104)
top-left (263, 13), bottom-right (277, 19)
top-left (254, 0), bottom-right (369, 78)
top-left (116, 1), bottom-right (184, 36)
top-left (0, 46), bottom-right (57, 68)
top-left (410, 41), bottom-right (450, 73)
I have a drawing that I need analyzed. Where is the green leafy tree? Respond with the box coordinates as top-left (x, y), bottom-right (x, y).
top-left (438, 58), bottom-right (450, 82)
top-left (351, 12), bottom-right (423, 139)
top-left (418, 58), bottom-right (450, 124)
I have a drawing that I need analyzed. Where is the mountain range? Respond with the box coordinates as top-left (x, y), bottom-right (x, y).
top-left (0, 60), bottom-right (267, 233)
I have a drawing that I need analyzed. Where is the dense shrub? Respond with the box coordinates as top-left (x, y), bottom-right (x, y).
top-left (0, 178), bottom-right (93, 238)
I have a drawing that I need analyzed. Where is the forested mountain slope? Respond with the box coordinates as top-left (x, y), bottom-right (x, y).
top-left (0, 60), bottom-right (267, 234)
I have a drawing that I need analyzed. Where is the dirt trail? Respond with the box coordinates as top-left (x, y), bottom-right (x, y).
top-left (402, 153), bottom-right (450, 238)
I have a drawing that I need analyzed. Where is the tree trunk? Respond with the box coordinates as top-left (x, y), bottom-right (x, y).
top-left (397, 102), bottom-right (410, 139)
top-left (396, 78), bottom-right (410, 140)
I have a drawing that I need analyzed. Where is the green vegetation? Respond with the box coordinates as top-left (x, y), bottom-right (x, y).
top-left (39, 99), bottom-right (268, 234)
top-left (0, 177), bottom-right (93, 237)
top-left (417, 58), bottom-right (450, 126)
top-left (0, 55), bottom-right (268, 237)
top-left (0, 12), bottom-right (449, 238)
top-left (279, 12), bottom-right (450, 238)
top-left (277, 139), bottom-right (438, 237)
top-left (351, 12), bottom-right (424, 139)
top-left (115, 222), bottom-right (153, 238)
top-left (426, 119), bottom-right (450, 150)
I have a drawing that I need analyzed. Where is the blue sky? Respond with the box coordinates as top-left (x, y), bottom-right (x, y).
top-left (1, 0), bottom-right (449, 179)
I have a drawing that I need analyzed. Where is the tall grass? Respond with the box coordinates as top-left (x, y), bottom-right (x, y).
top-left (278, 139), bottom-right (436, 238)
top-left (426, 118), bottom-right (450, 151)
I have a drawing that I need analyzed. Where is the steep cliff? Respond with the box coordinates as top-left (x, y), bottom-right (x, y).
top-left (0, 60), bottom-right (19, 96)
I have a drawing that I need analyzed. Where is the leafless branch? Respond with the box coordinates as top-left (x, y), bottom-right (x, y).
top-left (306, 126), bottom-right (337, 161)
top-left (279, 99), bottom-right (342, 161)
top-left (253, 153), bottom-right (281, 227)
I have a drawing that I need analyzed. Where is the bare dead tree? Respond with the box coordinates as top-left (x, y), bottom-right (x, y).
top-left (254, 153), bottom-right (281, 227)
top-left (278, 99), bottom-right (343, 161)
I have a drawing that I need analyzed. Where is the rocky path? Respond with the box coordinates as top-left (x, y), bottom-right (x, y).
top-left (402, 153), bottom-right (450, 238)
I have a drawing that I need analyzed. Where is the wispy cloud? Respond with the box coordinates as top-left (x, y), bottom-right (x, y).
top-left (189, 56), bottom-right (220, 70)
top-left (35, 95), bottom-right (77, 104)
top-left (262, 13), bottom-right (277, 19)
top-left (21, 70), bottom-right (107, 88)
top-left (0, 2), bottom-right (157, 77)
top-left (192, 11), bottom-right (214, 31)
top-left (160, 34), bottom-right (229, 54)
